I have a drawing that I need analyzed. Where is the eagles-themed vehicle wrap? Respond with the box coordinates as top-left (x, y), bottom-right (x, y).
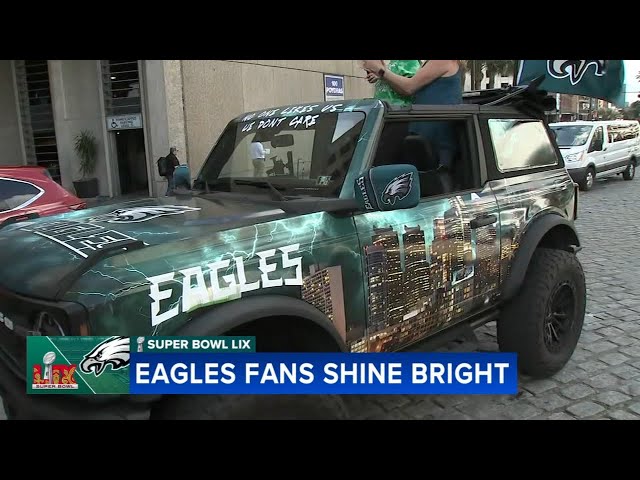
top-left (0, 92), bottom-right (585, 420)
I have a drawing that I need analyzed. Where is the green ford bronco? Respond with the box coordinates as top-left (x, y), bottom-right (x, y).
top-left (0, 80), bottom-right (585, 420)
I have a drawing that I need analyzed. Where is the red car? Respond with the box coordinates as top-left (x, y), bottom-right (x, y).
top-left (0, 166), bottom-right (86, 226)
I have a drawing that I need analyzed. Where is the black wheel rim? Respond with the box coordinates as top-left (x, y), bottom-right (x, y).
top-left (543, 282), bottom-right (576, 353)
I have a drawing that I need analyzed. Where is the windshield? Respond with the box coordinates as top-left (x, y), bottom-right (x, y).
top-left (550, 125), bottom-right (593, 147)
top-left (195, 108), bottom-right (367, 198)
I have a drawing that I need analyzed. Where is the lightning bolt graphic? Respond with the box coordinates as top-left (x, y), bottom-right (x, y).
top-left (64, 208), bottom-right (357, 336)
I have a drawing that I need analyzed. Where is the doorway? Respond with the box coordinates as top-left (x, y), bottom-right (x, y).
top-left (114, 128), bottom-right (148, 195)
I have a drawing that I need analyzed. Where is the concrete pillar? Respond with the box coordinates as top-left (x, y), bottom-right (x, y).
top-left (48, 60), bottom-right (109, 196)
top-left (0, 60), bottom-right (25, 166)
top-left (141, 60), bottom-right (187, 197)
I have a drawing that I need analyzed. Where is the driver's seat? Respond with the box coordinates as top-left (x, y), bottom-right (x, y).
top-left (401, 135), bottom-right (450, 196)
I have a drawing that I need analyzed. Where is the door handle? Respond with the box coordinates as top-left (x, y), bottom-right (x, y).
top-left (470, 214), bottom-right (497, 229)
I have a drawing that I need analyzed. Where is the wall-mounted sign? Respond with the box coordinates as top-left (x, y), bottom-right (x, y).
top-left (324, 74), bottom-right (345, 101)
top-left (107, 113), bottom-right (143, 131)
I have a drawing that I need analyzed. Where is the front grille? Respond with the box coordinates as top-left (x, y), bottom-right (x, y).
top-left (0, 285), bottom-right (86, 336)
top-left (0, 325), bottom-right (27, 381)
top-left (0, 286), bottom-right (88, 381)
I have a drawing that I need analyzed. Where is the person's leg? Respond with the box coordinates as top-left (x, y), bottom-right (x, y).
top-left (252, 159), bottom-right (264, 177)
top-left (165, 174), bottom-right (174, 196)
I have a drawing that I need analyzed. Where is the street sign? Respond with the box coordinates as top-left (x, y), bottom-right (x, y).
top-left (324, 74), bottom-right (345, 101)
top-left (106, 113), bottom-right (143, 131)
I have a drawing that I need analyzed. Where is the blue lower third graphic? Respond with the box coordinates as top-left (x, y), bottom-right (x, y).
top-left (129, 353), bottom-right (518, 395)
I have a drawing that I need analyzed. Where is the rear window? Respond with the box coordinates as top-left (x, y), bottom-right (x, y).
top-left (488, 119), bottom-right (559, 172)
top-left (0, 178), bottom-right (43, 212)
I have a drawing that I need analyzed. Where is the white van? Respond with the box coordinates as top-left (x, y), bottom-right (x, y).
top-left (549, 120), bottom-right (640, 191)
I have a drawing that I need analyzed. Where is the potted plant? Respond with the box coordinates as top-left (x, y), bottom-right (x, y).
top-left (72, 129), bottom-right (99, 198)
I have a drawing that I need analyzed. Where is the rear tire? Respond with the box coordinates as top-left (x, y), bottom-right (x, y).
top-left (151, 393), bottom-right (350, 420)
top-left (623, 160), bottom-right (636, 181)
top-left (497, 248), bottom-right (586, 379)
top-left (579, 167), bottom-right (595, 191)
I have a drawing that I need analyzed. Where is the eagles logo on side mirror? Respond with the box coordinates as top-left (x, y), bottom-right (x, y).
top-left (354, 164), bottom-right (420, 212)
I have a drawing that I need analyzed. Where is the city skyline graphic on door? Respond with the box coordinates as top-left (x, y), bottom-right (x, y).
top-left (277, 191), bottom-right (530, 354)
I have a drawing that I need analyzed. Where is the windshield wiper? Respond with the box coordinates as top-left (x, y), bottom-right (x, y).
top-left (231, 179), bottom-right (288, 201)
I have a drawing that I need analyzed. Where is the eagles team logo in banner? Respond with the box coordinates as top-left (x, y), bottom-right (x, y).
top-left (516, 59), bottom-right (626, 107)
top-left (27, 336), bottom-right (130, 394)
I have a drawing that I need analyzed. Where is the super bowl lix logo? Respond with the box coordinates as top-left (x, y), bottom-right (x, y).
top-left (32, 351), bottom-right (78, 390)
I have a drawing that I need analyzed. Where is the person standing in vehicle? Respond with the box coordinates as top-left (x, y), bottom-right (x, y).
top-left (368, 60), bottom-right (423, 106)
top-left (164, 146), bottom-right (180, 196)
top-left (362, 60), bottom-right (462, 176)
top-left (362, 59), bottom-right (462, 106)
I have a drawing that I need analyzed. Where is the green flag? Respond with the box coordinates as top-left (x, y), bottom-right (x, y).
top-left (516, 60), bottom-right (626, 107)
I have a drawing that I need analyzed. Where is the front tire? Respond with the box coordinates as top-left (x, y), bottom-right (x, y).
top-left (497, 248), bottom-right (586, 379)
top-left (623, 160), bottom-right (636, 181)
top-left (579, 167), bottom-right (595, 191)
top-left (151, 393), bottom-right (350, 420)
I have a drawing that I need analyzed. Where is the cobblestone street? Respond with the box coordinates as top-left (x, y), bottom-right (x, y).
top-left (351, 173), bottom-right (640, 420)
top-left (2, 173), bottom-right (639, 421)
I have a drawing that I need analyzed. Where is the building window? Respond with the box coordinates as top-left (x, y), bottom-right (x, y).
top-left (14, 60), bottom-right (61, 183)
top-left (101, 60), bottom-right (142, 116)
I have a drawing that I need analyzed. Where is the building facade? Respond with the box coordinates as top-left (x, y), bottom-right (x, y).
top-left (547, 94), bottom-right (618, 122)
top-left (0, 60), bottom-right (373, 198)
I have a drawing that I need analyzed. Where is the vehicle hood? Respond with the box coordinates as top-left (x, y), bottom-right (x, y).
top-left (0, 195), bottom-right (292, 298)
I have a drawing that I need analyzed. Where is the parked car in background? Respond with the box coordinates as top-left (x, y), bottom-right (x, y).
top-left (0, 166), bottom-right (86, 225)
top-left (549, 120), bottom-right (640, 191)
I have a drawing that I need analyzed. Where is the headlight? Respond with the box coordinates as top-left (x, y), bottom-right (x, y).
top-left (564, 152), bottom-right (584, 162)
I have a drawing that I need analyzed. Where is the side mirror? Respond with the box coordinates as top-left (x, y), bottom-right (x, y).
top-left (354, 164), bottom-right (420, 212)
top-left (590, 140), bottom-right (602, 152)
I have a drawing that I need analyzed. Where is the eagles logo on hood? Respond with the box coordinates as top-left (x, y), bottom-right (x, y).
top-left (381, 172), bottom-right (413, 206)
top-left (547, 60), bottom-right (606, 86)
top-left (85, 205), bottom-right (201, 224)
top-left (79, 336), bottom-right (130, 377)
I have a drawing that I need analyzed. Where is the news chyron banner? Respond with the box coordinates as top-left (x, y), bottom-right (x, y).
top-left (26, 336), bottom-right (518, 395)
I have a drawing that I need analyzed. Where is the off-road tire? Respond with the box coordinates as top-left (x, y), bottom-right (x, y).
top-left (497, 248), bottom-right (586, 379)
top-left (623, 160), bottom-right (636, 181)
top-left (579, 167), bottom-right (595, 191)
top-left (151, 393), bottom-right (350, 420)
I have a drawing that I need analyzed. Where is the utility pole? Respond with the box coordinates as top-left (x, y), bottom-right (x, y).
top-left (471, 60), bottom-right (476, 90)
